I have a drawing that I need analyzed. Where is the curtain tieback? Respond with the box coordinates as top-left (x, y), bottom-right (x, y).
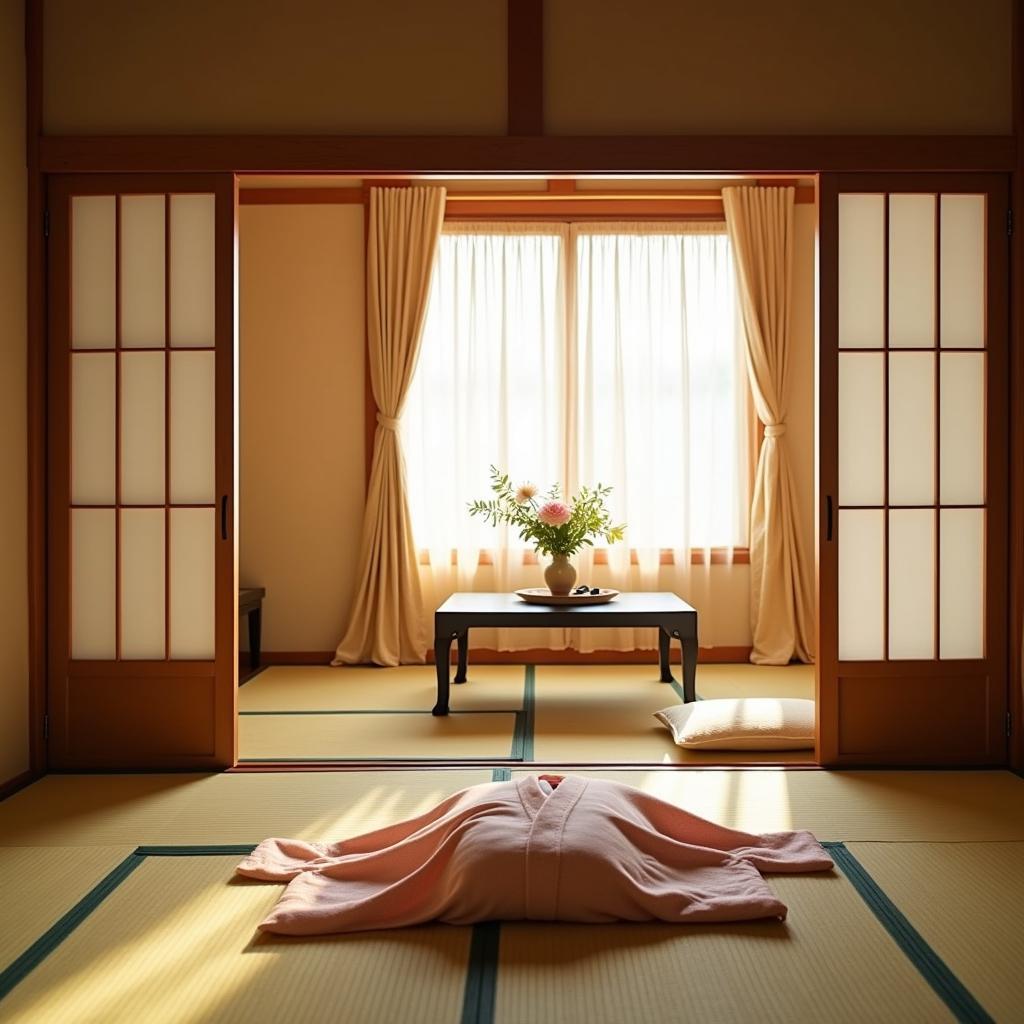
top-left (764, 423), bottom-right (786, 438)
top-left (377, 413), bottom-right (401, 431)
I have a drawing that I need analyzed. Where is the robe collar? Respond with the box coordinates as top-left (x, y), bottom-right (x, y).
top-left (516, 773), bottom-right (587, 820)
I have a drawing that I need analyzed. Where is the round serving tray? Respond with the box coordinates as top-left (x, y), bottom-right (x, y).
top-left (515, 588), bottom-right (619, 606)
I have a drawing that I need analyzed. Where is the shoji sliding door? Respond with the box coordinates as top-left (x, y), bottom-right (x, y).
top-left (47, 175), bottom-right (238, 769)
top-left (818, 174), bottom-right (1009, 765)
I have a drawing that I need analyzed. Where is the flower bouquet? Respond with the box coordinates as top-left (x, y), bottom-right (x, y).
top-left (467, 466), bottom-right (625, 595)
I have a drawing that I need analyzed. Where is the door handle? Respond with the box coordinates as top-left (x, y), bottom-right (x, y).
top-left (220, 495), bottom-right (228, 540)
top-left (826, 495), bottom-right (833, 542)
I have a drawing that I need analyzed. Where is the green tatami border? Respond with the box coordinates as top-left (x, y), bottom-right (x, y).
top-left (824, 842), bottom-right (994, 1024)
top-left (0, 845), bottom-right (257, 1003)
top-left (0, 840), bottom-right (998, 1024)
top-left (0, 852), bottom-right (146, 1001)
top-left (520, 666), bottom-right (535, 760)
top-left (462, 921), bottom-right (501, 1024)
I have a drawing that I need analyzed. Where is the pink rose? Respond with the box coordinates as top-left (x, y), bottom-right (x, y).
top-left (537, 501), bottom-right (572, 526)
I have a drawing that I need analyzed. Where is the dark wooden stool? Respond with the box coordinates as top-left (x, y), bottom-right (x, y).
top-left (239, 587), bottom-right (266, 671)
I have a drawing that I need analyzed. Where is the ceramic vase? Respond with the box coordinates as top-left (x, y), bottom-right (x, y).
top-left (544, 553), bottom-right (577, 596)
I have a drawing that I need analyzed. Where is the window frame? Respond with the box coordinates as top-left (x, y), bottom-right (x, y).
top-left (410, 206), bottom-right (755, 566)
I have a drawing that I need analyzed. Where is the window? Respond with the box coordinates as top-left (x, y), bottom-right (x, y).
top-left (403, 222), bottom-right (748, 564)
top-left (574, 225), bottom-right (747, 550)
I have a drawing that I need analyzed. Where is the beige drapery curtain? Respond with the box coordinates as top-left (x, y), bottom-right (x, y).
top-left (333, 186), bottom-right (447, 666)
top-left (722, 186), bottom-right (815, 664)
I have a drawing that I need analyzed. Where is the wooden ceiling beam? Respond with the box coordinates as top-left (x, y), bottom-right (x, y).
top-left (508, 0), bottom-right (544, 136)
top-left (40, 134), bottom-right (1016, 175)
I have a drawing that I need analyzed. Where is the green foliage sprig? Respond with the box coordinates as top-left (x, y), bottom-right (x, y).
top-left (467, 466), bottom-right (626, 557)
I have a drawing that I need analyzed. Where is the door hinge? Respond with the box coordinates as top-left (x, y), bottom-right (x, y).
top-left (43, 714), bottom-right (49, 741)
top-left (43, 208), bottom-right (49, 239)
top-left (1007, 711), bottom-right (1013, 738)
top-left (1008, 208), bottom-right (1013, 238)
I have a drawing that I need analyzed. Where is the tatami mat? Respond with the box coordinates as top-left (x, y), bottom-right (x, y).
top-left (510, 768), bottom-right (1024, 841)
top-left (3, 770), bottom-right (1024, 1022)
top-left (533, 665), bottom-right (815, 764)
top-left (0, 846), bottom-right (135, 968)
top-left (3, 769), bottom-right (1023, 848)
top-left (495, 871), bottom-right (953, 1024)
top-left (239, 663), bottom-right (816, 764)
top-left (0, 854), bottom-right (470, 1024)
top-left (0, 771), bottom-right (494, 846)
top-left (238, 710), bottom-right (519, 761)
top-left (695, 662), bottom-right (815, 699)
top-left (848, 841), bottom-right (1024, 1023)
top-left (239, 664), bottom-right (525, 713)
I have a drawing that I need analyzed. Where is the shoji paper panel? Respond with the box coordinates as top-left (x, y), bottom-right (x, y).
top-left (71, 353), bottom-right (116, 505)
top-left (839, 353), bottom-right (885, 506)
top-left (169, 351), bottom-right (216, 504)
top-left (169, 194), bottom-right (216, 348)
top-left (839, 509), bottom-right (884, 660)
top-left (939, 352), bottom-right (985, 505)
top-left (120, 351), bottom-right (165, 505)
top-left (940, 195), bottom-right (986, 349)
top-left (888, 352), bottom-right (935, 505)
top-left (888, 510), bottom-right (935, 660)
top-left (71, 509), bottom-right (116, 660)
top-left (939, 508), bottom-right (985, 659)
top-left (120, 509), bottom-right (165, 659)
top-left (169, 508), bottom-right (215, 659)
top-left (888, 194), bottom-right (936, 349)
top-left (120, 195), bottom-right (166, 348)
top-left (71, 195), bottom-right (115, 349)
top-left (838, 195), bottom-right (885, 349)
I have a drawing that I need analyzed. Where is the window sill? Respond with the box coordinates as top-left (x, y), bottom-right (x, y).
top-left (417, 548), bottom-right (750, 567)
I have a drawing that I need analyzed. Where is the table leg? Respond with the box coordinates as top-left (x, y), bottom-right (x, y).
top-left (432, 635), bottom-right (452, 716)
top-left (681, 635), bottom-right (697, 703)
top-left (454, 630), bottom-right (469, 684)
top-left (658, 627), bottom-right (674, 683)
top-left (248, 607), bottom-right (262, 671)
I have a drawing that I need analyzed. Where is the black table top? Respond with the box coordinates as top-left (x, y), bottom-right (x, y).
top-left (435, 591), bottom-right (696, 623)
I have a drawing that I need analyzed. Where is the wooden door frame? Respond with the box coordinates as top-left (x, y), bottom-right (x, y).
top-left (21, 0), bottom-right (1024, 778)
top-left (1010, 0), bottom-right (1024, 774)
top-left (26, 151), bottom-right (1024, 773)
top-left (817, 172), bottom-right (1011, 766)
top-left (44, 173), bottom-right (238, 770)
top-left (24, 0), bottom-right (46, 788)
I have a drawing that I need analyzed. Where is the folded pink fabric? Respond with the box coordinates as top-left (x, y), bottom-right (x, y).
top-left (237, 775), bottom-right (833, 935)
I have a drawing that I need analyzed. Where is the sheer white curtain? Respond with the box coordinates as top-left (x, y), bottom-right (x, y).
top-left (403, 221), bottom-right (748, 652)
top-left (568, 223), bottom-right (747, 650)
top-left (403, 224), bottom-right (570, 649)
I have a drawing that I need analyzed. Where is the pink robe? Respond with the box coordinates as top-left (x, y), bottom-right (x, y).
top-left (237, 775), bottom-right (833, 935)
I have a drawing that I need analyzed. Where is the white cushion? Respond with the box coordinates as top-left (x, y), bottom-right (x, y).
top-left (654, 698), bottom-right (815, 751)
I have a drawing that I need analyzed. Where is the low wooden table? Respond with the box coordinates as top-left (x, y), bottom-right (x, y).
top-left (432, 591), bottom-right (698, 715)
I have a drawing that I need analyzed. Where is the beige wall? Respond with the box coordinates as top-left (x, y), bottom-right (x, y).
top-left (238, 193), bottom-right (817, 652)
top-left (43, 0), bottom-right (1010, 136)
top-left (0, 0), bottom-right (29, 784)
top-left (239, 204), bottom-right (366, 653)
